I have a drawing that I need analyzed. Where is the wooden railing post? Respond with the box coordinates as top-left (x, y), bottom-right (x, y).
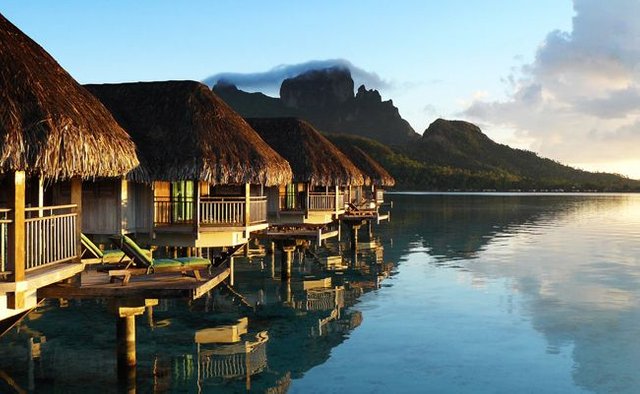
top-left (244, 183), bottom-right (250, 234)
top-left (194, 180), bottom-right (201, 239)
top-left (70, 177), bottom-right (82, 262)
top-left (37, 175), bottom-right (44, 218)
top-left (334, 185), bottom-right (340, 216)
top-left (305, 183), bottom-right (310, 219)
top-left (7, 171), bottom-right (26, 309)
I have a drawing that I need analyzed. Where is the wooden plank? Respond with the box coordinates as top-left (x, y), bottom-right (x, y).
top-left (38, 265), bottom-right (230, 300)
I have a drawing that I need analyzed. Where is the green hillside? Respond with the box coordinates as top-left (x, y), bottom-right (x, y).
top-left (324, 124), bottom-right (640, 192)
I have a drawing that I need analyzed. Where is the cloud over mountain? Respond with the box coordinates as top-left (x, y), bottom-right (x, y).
top-left (203, 59), bottom-right (390, 95)
top-left (463, 0), bottom-right (640, 177)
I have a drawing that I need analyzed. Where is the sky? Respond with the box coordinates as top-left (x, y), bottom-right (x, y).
top-left (3, 1), bottom-right (639, 178)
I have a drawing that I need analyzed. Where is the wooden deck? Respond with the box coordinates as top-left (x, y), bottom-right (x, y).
top-left (255, 224), bottom-right (339, 244)
top-left (341, 210), bottom-right (390, 223)
top-left (38, 265), bottom-right (230, 300)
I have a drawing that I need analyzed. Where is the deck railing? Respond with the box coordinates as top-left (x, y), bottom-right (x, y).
top-left (0, 209), bottom-right (10, 274)
top-left (155, 196), bottom-right (267, 226)
top-left (24, 204), bottom-right (78, 271)
top-left (200, 197), bottom-right (245, 225)
top-left (249, 196), bottom-right (267, 224)
top-left (197, 332), bottom-right (268, 379)
top-left (308, 192), bottom-right (344, 211)
top-left (154, 197), bottom-right (194, 225)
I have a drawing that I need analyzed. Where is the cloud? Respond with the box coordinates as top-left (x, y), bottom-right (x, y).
top-left (462, 0), bottom-right (640, 177)
top-left (203, 59), bottom-right (390, 94)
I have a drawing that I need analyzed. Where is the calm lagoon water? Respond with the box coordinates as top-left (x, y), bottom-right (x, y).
top-left (1, 193), bottom-right (639, 393)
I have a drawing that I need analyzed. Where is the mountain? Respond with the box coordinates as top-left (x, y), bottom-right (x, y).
top-left (212, 67), bottom-right (640, 191)
top-left (337, 119), bottom-right (640, 191)
top-left (214, 67), bottom-right (419, 146)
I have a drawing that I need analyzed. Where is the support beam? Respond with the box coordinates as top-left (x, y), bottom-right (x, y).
top-left (334, 185), bottom-right (340, 216)
top-left (364, 220), bottom-right (373, 242)
top-left (37, 175), bottom-right (44, 218)
top-left (193, 180), bottom-right (201, 239)
top-left (304, 183), bottom-right (310, 218)
top-left (70, 177), bottom-right (82, 262)
top-left (111, 299), bottom-right (155, 391)
top-left (244, 182), bottom-right (250, 237)
top-left (280, 245), bottom-right (295, 281)
top-left (7, 171), bottom-right (25, 309)
top-left (117, 315), bottom-right (136, 371)
top-left (350, 225), bottom-right (360, 251)
top-left (118, 178), bottom-right (128, 235)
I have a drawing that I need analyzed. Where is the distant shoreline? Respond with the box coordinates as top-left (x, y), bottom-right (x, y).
top-left (387, 191), bottom-right (640, 196)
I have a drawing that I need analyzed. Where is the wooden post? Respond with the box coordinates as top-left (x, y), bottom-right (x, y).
top-left (150, 183), bottom-right (156, 239)
top-left (350, 224), bottom-right (361, 268)
top-left (270, 243), bottom-right (276, 279)
top-left (350, 224), bottom-right (359, 252)
top-left (194, 180), bottom-right (201, 239)
top-left (117, 314), bottom-right (137, 370)
top-left (70, 177), bottom-right (82, 262)
top-left (304, 183), bottom-right (310, 219)
top-left (244, 183), bottom-right (250, 238)
top-left (281, 244), bottom-right (295, 281)
top-left (334, 185), bottom-right (340, 216)
top-left (7, 171), bottom-right (26, 309)
top-left (118, 178), bottom-right (128, 235)
top-left (37, 175), bottom-right (44, 218)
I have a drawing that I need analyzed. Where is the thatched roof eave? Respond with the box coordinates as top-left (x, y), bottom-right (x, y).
top-left (0, 13), bottom-right (139, 180)
top-left (247, 118), bottom-right (365, 187)
top-left (85, 81), bottom-right (292, 186)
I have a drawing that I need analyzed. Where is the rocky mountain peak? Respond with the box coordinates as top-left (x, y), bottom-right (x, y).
top-left (280, 66), bottom-right (354, 109)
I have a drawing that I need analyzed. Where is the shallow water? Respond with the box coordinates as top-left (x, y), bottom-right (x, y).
top-left (1, 193), bottom-right (639, 393)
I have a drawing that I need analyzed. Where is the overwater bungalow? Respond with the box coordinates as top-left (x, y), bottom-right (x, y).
top-left (246, 118), bottom-right (365, 226)
top-left (0, 14), bottom-right (138, 323)
top-left (327, 135), bottom-right (395, 220)
top-left (84, 81), bottom-right (292, 251)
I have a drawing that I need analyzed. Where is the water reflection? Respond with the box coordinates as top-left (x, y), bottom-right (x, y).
top-left (2, 193), bottom-right (638, 393)
top-left (350, 193), bottom-right (640, 394)
top-left (0, 232), bottom-right (393, 392)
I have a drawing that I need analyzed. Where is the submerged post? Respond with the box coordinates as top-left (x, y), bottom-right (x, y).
top-left (350, 224), bottom-right (360, 251)
top-left (117, 314), bottom-right (136, 371)
top-left (111, 299), bottom-right (155, 391)
top-left (280, 244), bottom-right (295, 281)
top-left (365, 220), bottom-right (373, 242)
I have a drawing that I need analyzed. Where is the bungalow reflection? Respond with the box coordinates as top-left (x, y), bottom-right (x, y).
top-left (0, 233), bottom-right (393, 392)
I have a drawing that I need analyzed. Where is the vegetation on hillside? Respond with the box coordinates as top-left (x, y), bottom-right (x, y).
top-left (325, 130), bottom-right (640, 192)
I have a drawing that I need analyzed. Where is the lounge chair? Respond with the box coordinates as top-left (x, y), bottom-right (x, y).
top-left (80, 233), bottom-right (151, 264)
top-left (107, 234), bottom-right (212, 284)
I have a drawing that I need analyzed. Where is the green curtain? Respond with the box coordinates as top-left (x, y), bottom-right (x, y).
top-left (172, 181), bottom-right (194, 222)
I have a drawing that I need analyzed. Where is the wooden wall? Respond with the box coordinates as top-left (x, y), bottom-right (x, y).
top-left (82, 179), bottom-right (119, 235)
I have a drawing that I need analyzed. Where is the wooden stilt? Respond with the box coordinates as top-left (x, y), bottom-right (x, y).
top-left (280, 245), bottom-right (295, 281)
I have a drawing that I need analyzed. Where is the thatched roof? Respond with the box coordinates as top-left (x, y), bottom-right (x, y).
top-left (0, 13), bottom-right (139, 180)
top-left (327, 135), bottom-right (395, 187)
top-left (246, 118), bottom-right (365, 186)
top-left (85, 81), bottom-right (292, 186)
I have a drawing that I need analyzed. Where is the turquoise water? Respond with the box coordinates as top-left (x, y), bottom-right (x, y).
top-left (1, 193), bottom-right (639, 393)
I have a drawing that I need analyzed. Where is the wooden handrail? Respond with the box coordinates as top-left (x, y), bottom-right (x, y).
top-left (24, 204), bottom-right (77, 212)
top-left (25, 212), bottom-right (77, 223)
